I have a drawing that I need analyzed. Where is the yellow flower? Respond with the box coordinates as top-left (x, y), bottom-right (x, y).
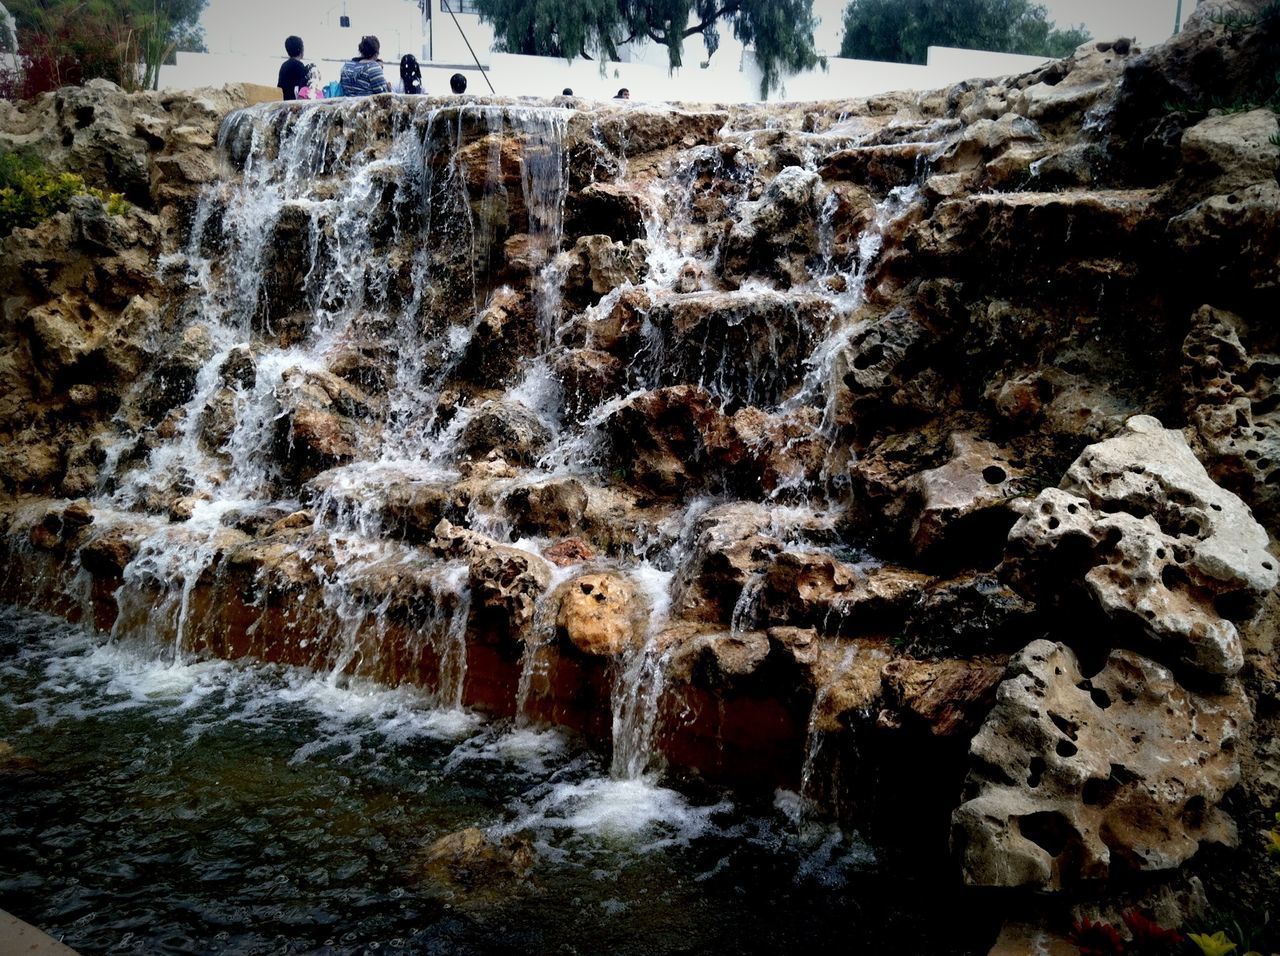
top-left (1189, 932), bottom-right (1238, 956)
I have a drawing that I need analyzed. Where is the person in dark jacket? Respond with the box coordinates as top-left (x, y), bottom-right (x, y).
top-left (277, 35), bottom-right (308, 101)
top-left (340, 35), bottom-right (391, 96)
top-left (400, 54), bottom-right (423, 94)
top-left (450, 72), bottom-right (467, 94)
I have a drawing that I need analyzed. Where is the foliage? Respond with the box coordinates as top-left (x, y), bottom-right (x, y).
top-left (0, 146), bottom-right (125, 235)
top-left (1, 0), bottom-right (206, 96)
top-left (424, 0), bottom-right (823, 97)
top-left (838, 0), bottom-right (1090, 65)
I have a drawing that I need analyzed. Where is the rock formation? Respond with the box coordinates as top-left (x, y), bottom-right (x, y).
top-left (1, 0), bottom-right (1277, 944)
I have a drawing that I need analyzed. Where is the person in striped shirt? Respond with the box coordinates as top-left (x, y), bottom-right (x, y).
top-left (340, 36), bottom-right (391, 97)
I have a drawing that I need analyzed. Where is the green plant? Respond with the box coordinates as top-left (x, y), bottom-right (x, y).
top-left (0, 147), bottom-right (126, 235)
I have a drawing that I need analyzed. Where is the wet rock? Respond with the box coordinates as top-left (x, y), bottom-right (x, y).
top-left (138, 323), bottom-right (214, 421)
top-left (501, 478), bottom-right (589, 539)
top-left (549, 348), bottom-right (624, 421)
top-left (1007, 416), bottom-right (1278, 676)
top-left (542, 537), bottom-right (596, 568)
top-left (952, 640), bottom-right (1250, 890)
top-left (878, 658), bottom-right (1004, 737)
top-left (556, 572), bottom-right (644, 657)
top-left (833, 307), bottom-right (937, 434)
top-left (820, 143), bottom-right (936, 193)
top-left (932, 114), bottom-right (1043, 177)
top-left (760, 552), bottom-right (931, 636)
top-left (431, 520), bottom-right (551, 638)
top-left (456, 287), bottom-right (538, 388)
top-left (1009, 42), bottom-right (1128, 123)
top-left (565, 182), bottom-right (649, 242)
top-left (561, 234), bottom-right (648, 308)
top-left (1182, 305), bottom-right (1280, 527)
top-left (901, 572), bottom-right (1039, 657)
top-left (722, 166), bottom-right (822, 288)
top-left (641, 291), bottom-right (831, 408)
top-left (78, 525), bottom-right (142, 578)
top-left (456, 400), bottom-right (550, 466)
top-left (667, 628), bottom-right (773, 689)
top-left (905, 434), bottom-right (1023, 568)
top-left (274, 368), bottom-right (375, 487)
top-left (420, 827), bottom-right (535, 888)
top-left (669, 502), bottom-right (784, 623)
top-left (601, 385), bottom-right (739, 498)
top-left (564, 287), bottom-right (650, 354)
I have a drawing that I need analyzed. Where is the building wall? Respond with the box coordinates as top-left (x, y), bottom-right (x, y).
top-left (161, 43), bottom-right (1054, 103)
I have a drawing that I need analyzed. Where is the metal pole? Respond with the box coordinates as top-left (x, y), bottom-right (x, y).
top-left (442, 0), bottom-right (496, 93)
top-left (1174, 0), bottom-right (1184, 32)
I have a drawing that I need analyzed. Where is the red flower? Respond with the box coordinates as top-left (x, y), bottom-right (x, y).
top-left (1069, 918), bottom-right (1126, 956)
top-left (1122, 910), bottom-right (1185, 950)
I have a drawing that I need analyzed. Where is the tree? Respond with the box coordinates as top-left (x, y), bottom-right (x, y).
top-left (427, 0), bottom-right (824, 98)
top-left (839, 0), bottom-right (1090, 65)
top-left (4, 0), bottom-right (206, 92)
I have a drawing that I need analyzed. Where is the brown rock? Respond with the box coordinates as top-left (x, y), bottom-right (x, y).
top-left (556, 572), bottom-right (644, 657)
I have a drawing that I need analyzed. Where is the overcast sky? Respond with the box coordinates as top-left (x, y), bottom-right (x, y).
top-left (201, 0), bottom-right (1188, 60)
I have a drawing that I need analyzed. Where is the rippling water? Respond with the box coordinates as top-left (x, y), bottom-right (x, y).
top-left (0, 605), bottom-right (993, 955)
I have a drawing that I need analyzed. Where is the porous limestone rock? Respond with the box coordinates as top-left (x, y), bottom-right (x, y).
top-left (430, 520), bottom-right (552, 638)
top-left (1181, 305), bottom-right (1280, 526)
top-left (1168, 181), bottom-right (1280, 291)
top-left (556, 572), bottom-right (644, 657)
top-left (905, 433), bottom-right (1023, 567)
top-left (419, 827), bottom-right (535, 888)
top-left (952, 640), bottom-right (1249, 890)
top-left (1179, 109), bottom-right (1280, 193)
top-left (1006, 415), bottom-right (1278, 676)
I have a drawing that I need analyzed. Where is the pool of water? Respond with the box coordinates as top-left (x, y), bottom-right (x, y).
top-left (0, 604), bottom-right (996, 954)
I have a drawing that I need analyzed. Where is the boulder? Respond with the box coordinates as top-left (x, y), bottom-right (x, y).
top-left (565, 182), bottom-right (649, 242)
top-left (430, 520), bottom-right (552, 638)
top-left (905, 433), bottom-right (1023, 568)
top-left (1179, 108), bottom-right (1280, 193)
top-left (722, 166), bottom-right (822, 288)
top-left (556, 572), bottom-right (645, 657)
top-left (1006, 416), bottom-right (1278, 677)
top-left (560, 234), bottom-right (648, 307)
top-left (274, 367), bottom-right (375, 487)
top-left (456, 401), bottom-right (550, 466)
top-left (878, 658), bottom-right (1004, 737)
top-left (952, 640), bottom-right (1249, 890)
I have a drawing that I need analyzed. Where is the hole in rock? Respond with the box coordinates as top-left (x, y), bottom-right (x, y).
top-left (1161, 564), bottom-right (1189, 591)
top-left (852, 343), bottom-right (884, 370)
top-left (580, 583), bottom-right (594, 594)
top-left (982, 465), bottom-right (1007, 484)
top-left (1214, 588), bottom-right (1255, 621)
top-left (1048, 517), bottom-right (1060, 530)
top-left (1018, 811), bottom-right (1075, 857)
top-left (1027, 756), bottom-right (1046, 788)
top-left (1082, 776), bottom-right (1119, 807)
top-left (1049, 713), bottom-right (1078, 740)
top-left (1182, 795), bottom-right (1207, 829)
top-left (1055, 739), bottom-right (1078, 758)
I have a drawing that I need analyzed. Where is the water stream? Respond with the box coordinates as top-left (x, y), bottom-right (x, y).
top-left (0, 606), bottom-right (996, 955)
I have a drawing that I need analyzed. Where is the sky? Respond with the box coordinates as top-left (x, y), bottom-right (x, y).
top-left (200, 0), bottom-right (1187, 61)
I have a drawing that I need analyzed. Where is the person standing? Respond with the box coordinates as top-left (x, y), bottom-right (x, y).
top-left (340, 35), bottom-right (391, 96)
top-left (277, 35), bottom-right (308, 101)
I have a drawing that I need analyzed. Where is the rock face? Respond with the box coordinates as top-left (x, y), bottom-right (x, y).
top-left (1007, 416), bottom-right (1277, 677)
top-left (953, 640), bottom-right (1249, 890)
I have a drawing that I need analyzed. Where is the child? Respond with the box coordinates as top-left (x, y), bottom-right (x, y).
top-left (277, 36), bottom-right (308, 101)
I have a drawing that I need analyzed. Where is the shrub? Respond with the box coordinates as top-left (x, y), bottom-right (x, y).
top-left (0, 147), bottom-right (126, 235)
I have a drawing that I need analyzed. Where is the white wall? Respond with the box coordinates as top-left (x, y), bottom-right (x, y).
top-left (162, 43), bottom-right (1051, 103)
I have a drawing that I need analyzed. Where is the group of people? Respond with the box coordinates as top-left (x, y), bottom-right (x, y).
top-left (278, 36), bottom-right (636, 103)
top-left (277, 35), bottom-right (468, 101)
